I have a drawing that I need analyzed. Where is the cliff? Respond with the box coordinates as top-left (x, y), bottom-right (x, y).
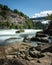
top-left (0, 4), bottom-right (34, 29)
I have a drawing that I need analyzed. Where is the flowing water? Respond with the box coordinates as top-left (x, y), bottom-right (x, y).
top-left (0, 29), bottom-right (42, 45)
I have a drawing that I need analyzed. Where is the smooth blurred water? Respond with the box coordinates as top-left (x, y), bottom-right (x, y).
top-left (0, 29), bottom-right (42, 45)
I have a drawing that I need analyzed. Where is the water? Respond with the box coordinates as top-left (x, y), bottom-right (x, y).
top-left (0, 29), bottom-right (42, 45)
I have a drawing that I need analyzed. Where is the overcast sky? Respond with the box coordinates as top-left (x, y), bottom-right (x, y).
top-left (0, 0), bottom-right (52, 18)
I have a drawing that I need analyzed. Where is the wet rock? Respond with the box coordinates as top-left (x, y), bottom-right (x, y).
top-left (36, 31), bottom-right (46, 37)
top-left (37, 60), bottom-right (41, 63)
top-left (1, 58), bottom-right (35, 65)
top-left (29, 47), bottom-right (44, 58)
top-left (35, 43), bottom-right (52, 53)
top-left (41, 45), bottom-right (52, 52)
top-left (30, 37), bottom-right (36, 41)
top-left (0, 58), bottom-right (5, 65)
top-left (35, 37), bottom-right (49, 43)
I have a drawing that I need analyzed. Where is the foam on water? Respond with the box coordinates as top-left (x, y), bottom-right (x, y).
top-left (0, 29), bottom-right (42, 45)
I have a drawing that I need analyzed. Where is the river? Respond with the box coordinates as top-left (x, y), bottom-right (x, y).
top-left (0, 29), bottom-right (42, 45)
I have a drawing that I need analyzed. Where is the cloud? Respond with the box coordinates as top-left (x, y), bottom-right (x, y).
top-left (32, 10), bottom-right (52, 18)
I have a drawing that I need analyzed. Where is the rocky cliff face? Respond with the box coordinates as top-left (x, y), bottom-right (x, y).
top-left (0, 4), bottom-right (34, 29)
top-left (0, 9), bottom-right (25, 24)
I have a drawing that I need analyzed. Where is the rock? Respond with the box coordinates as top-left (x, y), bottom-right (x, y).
top-left (0, 58), bottom-right (4, 65)
top-left (37, 60), bottom-right (41, 63)
top-left (30, 37), bottom-right (36, 41)
top-left (50, 63), bottom-right (52, 65)
top-left (29, 47), bottom-right (44, 58)
top-left (0, 42), bottom-right (52, 65)
top-left (35, 37), bottom-right (49, 43)
top-left (6, 55), bottom-right (17, 59)
top-left (36, 31), bottom-right (46, 37)
top-left (0, 58), bottom-right (35, 65)
top-left (7, 59), bottom-right (24, 65)
top-left (35, 43), bottom-right (52, 53)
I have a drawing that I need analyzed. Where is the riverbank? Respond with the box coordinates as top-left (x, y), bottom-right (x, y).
top-left (0, 42), bottom-right (52, 65)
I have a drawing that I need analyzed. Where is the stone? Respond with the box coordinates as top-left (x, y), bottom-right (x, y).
top-left (29, 47), bottom-right (44, 58)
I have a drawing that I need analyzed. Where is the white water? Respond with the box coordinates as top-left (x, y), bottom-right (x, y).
top-left (0, 29), bottom-right (42, 45)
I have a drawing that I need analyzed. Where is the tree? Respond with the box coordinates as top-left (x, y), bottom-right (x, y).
top-left (13, 9), bottom-right (19, 14)
top-left (0, 11), bottom-right (6, 18)
top-left (0, 4), bottom-right (3, 8)
top-left (46, 14), bottom-right (52, 20)
top-left (2, 5), bottom-right (9, 10)
top-left (19, 11), bottom-right (24, 17)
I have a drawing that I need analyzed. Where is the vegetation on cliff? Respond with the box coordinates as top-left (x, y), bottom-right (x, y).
top-left (0, 4), bottom-right (34, 29)
top-left (0, 4), bottom-right (52, 29)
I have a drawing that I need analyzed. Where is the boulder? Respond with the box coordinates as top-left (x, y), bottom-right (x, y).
top-left (0, 58), bottom-right (35, 65)
top-left (29, 47), bottom-right (44, 58)
top-left (35, 43), bottom-right (52, 53)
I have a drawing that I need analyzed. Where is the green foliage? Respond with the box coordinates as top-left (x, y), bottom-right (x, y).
top-left (0, 4), bottom-right (10, 10)
top-left (0, 22), bottom-right (16, 29)
top-left (13, 9), bottom-right (20, 14)
top-left (28, 19), bottom-right (35, 29)
top-left (2, 5), bottom-right (10, 10)
top-left (0, 11), bottom-right (6, 18)
top-left (13, 9), bottom-right (28, 18)
top-left (0, 20), bottom-right (34, 29)
top-left (0, 4), bottom-right (3, 8)
top-left (33, 21), bottom-right (47, 29)
top-left (45, 14), bottom-right (52, 30)
top-left (0, 4), bottom-right (35, 29)
top-left (32, 14), bottom-right (52, 29)
top-left (47, 21), bottom-right (52, 30)
top-left (46, 14), bottom-right (52, 20)
top-left (24, 19), bottom-right (35, 29)
top-left (19, 11), bottom-right (24, 17)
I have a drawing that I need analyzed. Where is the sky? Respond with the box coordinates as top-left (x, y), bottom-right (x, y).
top-left (0, 0), bottom-right (52, 18)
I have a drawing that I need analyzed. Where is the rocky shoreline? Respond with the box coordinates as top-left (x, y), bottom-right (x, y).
top-left (0, 42), bottom-right (52, 65)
